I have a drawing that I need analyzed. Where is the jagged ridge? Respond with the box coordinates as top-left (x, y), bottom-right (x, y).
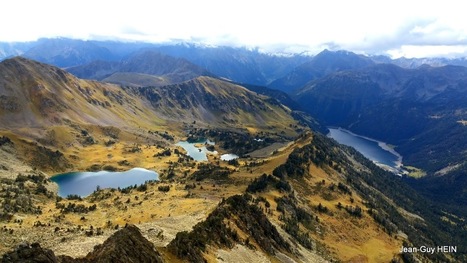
top-left (168, 194), bottom-right (292, 262)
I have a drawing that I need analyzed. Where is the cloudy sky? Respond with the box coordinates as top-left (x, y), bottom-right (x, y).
top-left (2, 0), bottom-right (467, 58)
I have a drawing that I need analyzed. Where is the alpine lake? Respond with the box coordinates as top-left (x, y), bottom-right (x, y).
top-left (52, 138), bottom-right (239, 197)
top-left (51, 168), bottom-right (159, 197)
top-left (327, 127), bottom-right (405, 175)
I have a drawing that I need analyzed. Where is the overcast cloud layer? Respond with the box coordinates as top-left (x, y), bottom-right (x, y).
top-left (2, 0), bottom-right (467, 58)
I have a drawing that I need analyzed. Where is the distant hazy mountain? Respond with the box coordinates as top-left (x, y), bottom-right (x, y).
top-left (0, 38), bottom-right (160, 63)
top-left (5, 38), bottom-right (467, 86)
top-left (67, 50), bottom-right (213, 87)
top-left (150, 44), bottom-right (311, 86)
top-left (90, 43), bottom-right (315, 87)
top-left (0, 41), bottom-right (35, 60)
top-left (15, 39), bottom-right (310, 86)
top-left (21, 38), bottom-right (117, 67)
top-left (371, 54), bottom-right (467, 68)
top-left (294, 63), bottom-right (467, 203)
top-left (268, 50), bottom-right (375, 93)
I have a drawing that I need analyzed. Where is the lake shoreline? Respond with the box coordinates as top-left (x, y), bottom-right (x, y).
top-left (327, 127), bottom-right (405, 175)
top-left (51, 168), bottom-right (159, 197)
top-left (176, 139), bottom-right (218, 161)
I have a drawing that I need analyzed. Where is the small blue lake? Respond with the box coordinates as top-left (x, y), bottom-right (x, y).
top-left (176, 139), bottom-right (216, 161)
top-left (51, 168), bottom-right (159, 197)
top-left (176, 139), bottom-right (240, 162)
top-left (327, 128), bottom-right (403, 173)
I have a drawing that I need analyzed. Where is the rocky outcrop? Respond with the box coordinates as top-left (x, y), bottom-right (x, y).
top-left (81, 224), bottom-right (164, 263)
top-left (2, 243), bottom-right (58, 263)
top-left (168, 194), bottom-right (291, 262)
top-left (2, 225), bottom-right (164, 263)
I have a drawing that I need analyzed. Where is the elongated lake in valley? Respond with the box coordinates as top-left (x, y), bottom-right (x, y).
top-left (51, 168), bottom-right (159, 197)
top-left (327, 127), bottom-right (404, 174)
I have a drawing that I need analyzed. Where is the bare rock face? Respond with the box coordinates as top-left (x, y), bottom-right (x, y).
top-left (81, 224), bottom-right (164, 263)
top-left (2, 225), bottom-right (164, 263)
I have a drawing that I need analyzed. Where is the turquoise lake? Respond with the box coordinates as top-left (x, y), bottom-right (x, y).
top-left (51, 168), bottom-right (159, 197)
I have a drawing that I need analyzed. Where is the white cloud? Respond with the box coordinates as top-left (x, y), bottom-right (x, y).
top-left (388, 45), bottom-right (467, 59)
top-left (1, 0), bottom-right (467, 57)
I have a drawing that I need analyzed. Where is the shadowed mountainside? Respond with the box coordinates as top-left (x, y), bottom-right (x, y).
top-left (130, 76), bottom-right (300, 130)
top-left (294, 63), bottom-right (467, 204)
top-left (268, 49), bottom-right (375, 93)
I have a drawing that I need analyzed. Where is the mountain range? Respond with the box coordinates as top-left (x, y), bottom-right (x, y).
top-left (0, 56), bottom-right (303, 134)
top-left (268, 49), bottom-right (375, 93)
top-left (0, 39), bottom-right (466, 262)
top-left (0, 38), bottom-right (311, 86)
top-left (67, 50), bottom-right (213, 87)
top-left (4, 38), bottom-right (467, 87)
top-left (294, 63), bottom-right (467, 204)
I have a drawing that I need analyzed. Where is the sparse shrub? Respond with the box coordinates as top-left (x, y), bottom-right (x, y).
top-left (154, 148), bottom-right (171, 157)
top-left (191, 163), bottom-right (232, 181)
top-left (118, 160), bottom-right (131, 166)
top-left (102, 165), bottom-right (117, 172)
top-left (66, 194), bottom-right (82, 201)
top-left (87, 164), bottom-right (102, 172)
top-left (157, 185), bottom-right (170, 192)
top-left (0, 136), bottom-right (12, 146)
top-left (184, 183), bottom-right (196, 190)
top-left (345, 205), bottom-right (362, 218)
top-left (337, 182), bottom-right (352, 195)
top-left (104, 139), bottom-right (116, 146)
top-left (316, 203), bottom-right (328, 213)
